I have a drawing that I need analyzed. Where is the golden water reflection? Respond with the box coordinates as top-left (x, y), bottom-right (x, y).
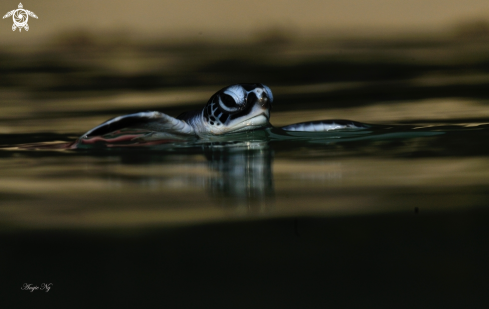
top-left (1, 143), bottom-right (488, 229)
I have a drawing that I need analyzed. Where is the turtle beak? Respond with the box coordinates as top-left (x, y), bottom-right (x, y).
top-left (258, 84), bottom-right (273, 110)
top-left (256, 90), bottom-right (271, 120)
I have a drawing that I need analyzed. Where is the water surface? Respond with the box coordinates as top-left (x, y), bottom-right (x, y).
top-left (2, 98), bottom-right (489, 229)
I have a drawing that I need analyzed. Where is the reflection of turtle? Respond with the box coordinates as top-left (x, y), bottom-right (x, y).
top-left (79, 83), bottom-right (365, 143)
top-left (3, 3), bottom-right (38, 32)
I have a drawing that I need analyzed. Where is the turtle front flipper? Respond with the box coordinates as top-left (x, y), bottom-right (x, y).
top-left (25, 10), bottom-right (38, 19)
top-left (80, 111), bottom-right (196, 141)
top-left (281, 120), bottom-right (367, 132)
top-left (2, 10), bottom-right (14, 19)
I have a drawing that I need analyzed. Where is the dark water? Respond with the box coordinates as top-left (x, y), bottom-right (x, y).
top-left (3, 39), bottom-right (489, 307)
top-left (3, 115), bottom-right (489, 307)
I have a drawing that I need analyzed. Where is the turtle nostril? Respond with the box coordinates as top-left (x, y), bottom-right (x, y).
top-left (260, 97), bottom-right (270, 108)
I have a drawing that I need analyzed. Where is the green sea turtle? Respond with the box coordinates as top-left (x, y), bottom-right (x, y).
top-left (3, 3), bottom-right (38, 32)
top-left (79, 83), bottom-right (365, 145)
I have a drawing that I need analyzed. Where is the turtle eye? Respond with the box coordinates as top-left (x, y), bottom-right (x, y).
top-left (221, 94), bottom-right (237, 109)
top-left (218, 93), bottom-right (242, 113)
top-left (222, 85), bottom-right (246, 105)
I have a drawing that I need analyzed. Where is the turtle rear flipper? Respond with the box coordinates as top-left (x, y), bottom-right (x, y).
top-left (12, 24), bottom-right (16, 31)
top-left (281, 120), bottom-right (367, 132)
top-left (80, 111), bottom-right (196, 140)
top-left (24, 23), bottom-right (29, 31)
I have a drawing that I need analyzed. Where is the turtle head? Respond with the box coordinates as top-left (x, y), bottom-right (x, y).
top-left (202, 83), bottom-right (273, 135)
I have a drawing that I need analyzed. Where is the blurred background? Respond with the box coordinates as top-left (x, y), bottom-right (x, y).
top-left (3, 0), bottom-right (489, 45)
top-left (2, 0), bottom-right (489, 133)
top-left (0, 0), bottom-right (489, 133)
top-left (3, 1), bottom-right (489, 307)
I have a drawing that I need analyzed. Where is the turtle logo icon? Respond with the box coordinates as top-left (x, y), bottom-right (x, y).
top-left (3, 3), bottom-right (38, 32)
